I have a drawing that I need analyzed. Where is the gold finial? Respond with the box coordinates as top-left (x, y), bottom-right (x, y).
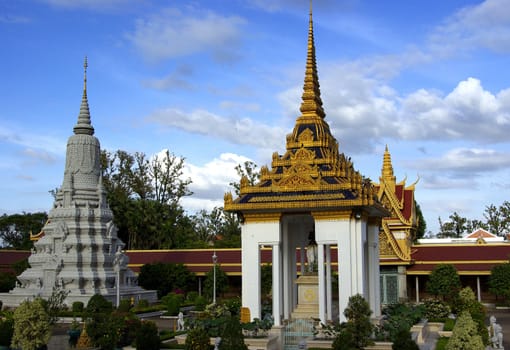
top-left (299, 0), bottom-right (325, 118)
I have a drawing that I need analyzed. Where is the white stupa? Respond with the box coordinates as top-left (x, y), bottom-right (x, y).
top-left (0, 58), bottom-right (157, 307)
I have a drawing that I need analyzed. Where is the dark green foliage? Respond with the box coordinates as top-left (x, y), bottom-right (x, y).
top-left (194, 296), bottom-right (207, 312)
top-left (72, 301), bottom-right (84, 314)
top-left (435, 337), bottom-right (449, 350)
top-left (118, 313), bottom-right (142, 347)
top-left (0, 314), bottom-right (14, 346)
top-left (0, 272), bottom-right (16, 292)
top-left (376, 303), bottom-right (424, 342)
top-left (219, 315), bottom-right (248, 350)
top-left (0, 212), bottom-right (47, 249)
top-left (414, 202), bottom-right (426, 241)
top-left (331, 324), bottom-right (356, 350)
top-left (161, 293), bottom-right (184, 316)
top-left (489, 262), bottom-right (510, 303)
top-left (333, 294), bottom-right (374, 350)
top-left (185, 326), bottom-right (210, 350)
top-left (85, 311), bottom-right (123, 350)
top-left (138, 262), bottom-right (196, 298)
top-left (222, 297), bottom-right (241, 316)
top-left (100, 149), bottom-right (193, 250)
top-left (260, 263), bottom-right (272, 297)
top-left (118, 298), bottom-right (132, 312)
top-left (426, 264), bottom-right (461, 302)
top-left (392, 329), bottom-right (419, 350)
top-left (203, 264), bottom-right (229, 302)
top-left (86, 294), bottom-right (113, 314)
top-left (135, 320), bottom-right (160, 350)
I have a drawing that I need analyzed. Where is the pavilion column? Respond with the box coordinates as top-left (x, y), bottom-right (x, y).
top-left (367, 222), bottom-right (381, 317)
top-left (337, 226), bottom-right (353, 323)
top-left (318, 243), bottom-right (326, 324)
top-left (325, 245), bottom-right (332, 321)
top-left (272, 243), bottom-right (282, 326)
top-left (241, 217), bottom-right (281, 321)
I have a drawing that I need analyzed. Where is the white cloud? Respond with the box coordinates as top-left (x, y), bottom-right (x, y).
top-left (412, 148), bottom-right (510, 175)
top-left (145, 108), bottom-right (286, 149)
top-left (0, 125), bottom-right (65, 156)
top-left (127, 7), bottom-right (246, 62)
top-left (429, 0), bottom-right (510, 55)
top-left (180, 153), bottom-right (253, 212)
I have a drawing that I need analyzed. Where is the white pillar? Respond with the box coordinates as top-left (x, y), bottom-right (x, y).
top-left (337, 228), bottom-right (352, 323)
top-left (318, 243), bottom-right (326, 324)
top-left (242, 227), bottom-right (261, 320)
top-left (367, 223), bottom-right (380, 317)
top-left (272, 243), bottom-right (282, 326)
top-left (415, 276), bottom-right (420, 303)
top-left (326, 245), bottom-right (332, 321)
top-left (476, 276), bottom-right (481, 302)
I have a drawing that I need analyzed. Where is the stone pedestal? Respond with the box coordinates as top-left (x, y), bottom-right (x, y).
top-left (291, 275), bottom-right (319, 319)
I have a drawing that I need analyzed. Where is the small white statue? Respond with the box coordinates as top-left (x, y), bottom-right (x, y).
top-left (214, 337), bottom-right (221, 350)
top-left (306, 231), bottom-right (317, 273)
top-left (177, 311), bottom-right (185, 331)
top-left (489, 315), bottom-right (504, 349)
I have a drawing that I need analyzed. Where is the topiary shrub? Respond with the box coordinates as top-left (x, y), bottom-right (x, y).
top-left (72, 301), bottom-right (84, 314)
top-left (332, 294), bottom-right (374, 350)
top-left (423, 299), bottom-right (451, 321)
top-left (85, 294), bottom-right (113, 315)
top-left (445, 311), bottom-right (484, 350)
top-left (391, 329), bottom-right (419, 350)
top-left (11, 298), bottom-right (51, 350)
top-left (135, 320), bottom-right (160, 350)
top-left (219, 315), bottom-right (247, 350)
top-left (185, 326), bottom-right (210, 350)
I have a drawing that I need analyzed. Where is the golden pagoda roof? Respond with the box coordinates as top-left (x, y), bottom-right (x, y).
top-left (224, 4), bottom-right (387, 216)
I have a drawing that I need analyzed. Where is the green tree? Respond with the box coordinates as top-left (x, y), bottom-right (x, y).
top-left (11, 298), bottom-right (51, 350)
top-left (484, 204), bottom-right (505, 236)
top-left (0, 212), bottom-right (47, 249)
top-left (449, 212), bottom-right (467, 238)
top-left (204, 264), bottom-right (229, 302)
top-left (100, 149), bottom-right (193, 249)
top-left (489, 262), bottom-right (510, 302)
top-left (219, 314), bottom-right (248, 350)
top-left (456, 287), bottom-right (488, 345)
top-left (437, 216), bottom-right (455, 238)
top-left (414, 202), bottom-right (426, 241)
top-left (426, 264), bottom-right (461, 302)
top-left (228, 161), bottom-right (259, 196)
top-left (190, 207), bottom-right (242, 248)
top-left (138, 262), bottom-right (196, 299)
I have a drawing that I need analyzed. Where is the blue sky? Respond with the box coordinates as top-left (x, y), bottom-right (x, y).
top-left (1, 0), bottom-right (510, 235)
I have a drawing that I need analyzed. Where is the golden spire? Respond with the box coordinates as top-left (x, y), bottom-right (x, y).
top-left (381, 145), bottom-right (396, 185)
top-left (74, 56), bottom-right (94, 135)
top-left (299, 0), bottom-right (325, 119)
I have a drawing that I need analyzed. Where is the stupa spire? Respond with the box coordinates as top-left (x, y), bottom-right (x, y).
top-left (299, 0), bottom-right (325, 118)
top-left (381, 145), bottom-right (396, 184)
top-left (73, 56), bottom-right (94, 135)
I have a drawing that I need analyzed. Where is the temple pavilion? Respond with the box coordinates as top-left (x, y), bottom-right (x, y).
top-left (223, 7), bottom-right (389, 325)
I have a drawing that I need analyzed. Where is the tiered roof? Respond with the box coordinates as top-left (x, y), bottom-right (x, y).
top-left (225, 6), bottom-right (385, 216)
